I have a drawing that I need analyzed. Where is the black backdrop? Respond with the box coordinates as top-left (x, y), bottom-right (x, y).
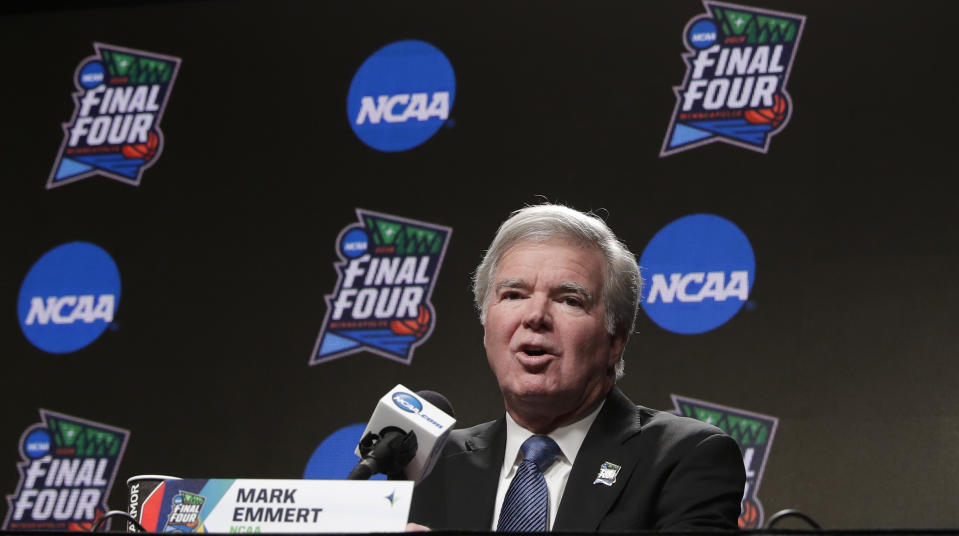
top-left (3, 0), bottom-right (959, 530)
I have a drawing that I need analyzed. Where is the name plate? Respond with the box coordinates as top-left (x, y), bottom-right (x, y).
top-left (130, 478), bottom-right (412, 533)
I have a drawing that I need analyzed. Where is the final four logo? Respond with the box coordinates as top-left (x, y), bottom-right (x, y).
top-left (48, 43), bottom-right (181, 188)
top-left (672, 395), bottom-right (777, 529)
top-left (3, 410), bottom-right (130, 531)
top-left (163, 491), bottom-right (205, 532)
top-left (661, 2), bottom-right (805, 156)
top-left (310, 210), bottom-right (452, 366)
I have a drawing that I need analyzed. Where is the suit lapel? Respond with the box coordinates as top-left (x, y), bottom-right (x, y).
top-left (446, 419), bottom-right (506, 530)
top-left (553, 387), bottom-right (643, 532)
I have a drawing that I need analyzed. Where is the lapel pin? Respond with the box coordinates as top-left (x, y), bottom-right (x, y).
top-left (593, 461), bottom-right (621, 486)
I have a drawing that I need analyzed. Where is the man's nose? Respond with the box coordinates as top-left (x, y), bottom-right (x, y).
top-left (521, 295), bottom-right (552, 331)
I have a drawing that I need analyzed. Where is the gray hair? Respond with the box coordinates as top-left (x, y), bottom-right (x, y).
top-left (472, 204), bottom-right (642, 378)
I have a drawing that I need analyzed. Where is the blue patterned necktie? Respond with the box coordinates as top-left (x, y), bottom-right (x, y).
top-left (497, 435), bottom-right (562, 532)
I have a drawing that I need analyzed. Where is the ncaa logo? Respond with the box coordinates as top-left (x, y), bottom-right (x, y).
top-left (687, 19), bottom-right (717, 49)
top-left (640, 214), bottom-right (754, 334)
top-left (392, 392), bottom-right (423, 414)
top-left (17, 242), bottom-right (121, 353)
top-left (347, 40), bottom-right (455, 152)
top-left (23, 429), bottom-right (51, 459)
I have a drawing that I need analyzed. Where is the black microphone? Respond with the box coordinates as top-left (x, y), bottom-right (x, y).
top-left (416, 390), bottom-right (455, 419)
top-left (347, 426), bottom-right (417, 481)
top-left (346, 386), bottom-right (456, 482)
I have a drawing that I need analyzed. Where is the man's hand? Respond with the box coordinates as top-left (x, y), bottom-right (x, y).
top-left (406, 522), bottom-right (431, 532)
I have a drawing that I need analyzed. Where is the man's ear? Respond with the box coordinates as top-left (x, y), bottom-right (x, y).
top-left (608, 328), bottom-right (627, 366)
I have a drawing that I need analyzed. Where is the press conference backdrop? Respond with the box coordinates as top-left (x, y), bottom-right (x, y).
top-left (2, 0), bottom-right (958, 531)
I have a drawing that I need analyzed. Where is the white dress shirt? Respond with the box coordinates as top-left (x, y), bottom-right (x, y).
top-left (491, 402), bottom-right (605, 531)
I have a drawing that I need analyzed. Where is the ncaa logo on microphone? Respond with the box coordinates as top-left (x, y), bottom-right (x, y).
top-left (640, 214), bottom-right (754, 334)
top-left (17, 242), bottom-right (121, 353)
top-left (347, 40), bottom-right (455, 152)
top-left (392, 393), bottom-right (423, 414)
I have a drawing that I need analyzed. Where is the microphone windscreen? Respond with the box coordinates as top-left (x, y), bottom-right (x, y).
top-left (416, 390), bottom-right (454, 418)
top-left (355, 385), bottom-right (457, 483)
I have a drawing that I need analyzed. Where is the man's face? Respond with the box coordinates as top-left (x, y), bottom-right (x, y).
top-left (483, 239), bottom-right (626, 430)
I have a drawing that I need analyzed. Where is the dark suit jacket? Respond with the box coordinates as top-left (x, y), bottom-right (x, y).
top-left (409, 387), bottom-right (745, 531)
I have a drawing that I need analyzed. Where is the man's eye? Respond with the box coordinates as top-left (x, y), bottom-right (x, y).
top-left (563, 297), bottom-right (583, 307)
top-left (503, 291), bottom-right (523, 300)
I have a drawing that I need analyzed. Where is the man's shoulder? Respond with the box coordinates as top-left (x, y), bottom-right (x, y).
top-left (605, 387), bottom-right (726, 441)
top-left (451, 420), bottom-right (499, 437)
top-left (444, 419), bottom-right (502, 454)
top-left (635, 405), bottom-right (730, 446)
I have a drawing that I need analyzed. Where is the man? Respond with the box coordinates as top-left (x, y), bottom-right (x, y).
top-left (409, 204), bottom-right (745, 531)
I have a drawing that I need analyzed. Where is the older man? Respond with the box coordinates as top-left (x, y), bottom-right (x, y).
top-left (409, 205), bottom-right (745, 532)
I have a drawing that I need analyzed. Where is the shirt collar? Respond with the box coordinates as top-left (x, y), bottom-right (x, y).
top-left (502, 400), bottom-right (605, 473)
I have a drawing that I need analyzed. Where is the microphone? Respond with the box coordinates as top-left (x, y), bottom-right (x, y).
top-left (347, 385), bottom-right (456, 483)
top-left (416, 390), bottom-right (455, 418)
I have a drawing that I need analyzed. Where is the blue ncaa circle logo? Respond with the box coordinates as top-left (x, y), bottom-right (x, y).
top-left (640, 214), bottom-right (754, 335)
top-left (346, 40), bottom-right (456, 152)
top-left (79, 61), bottom-right (105, 89)
top-left (17, 241), bottom-right (121, 354)
top-left (23, 429), bottom-right (51, 459)
top-left (392, 392), bottom-right (423, 414)
top-left (340, 227), bottom-right (369, 259)
top-left (687, 19), bottom-right (718, 49)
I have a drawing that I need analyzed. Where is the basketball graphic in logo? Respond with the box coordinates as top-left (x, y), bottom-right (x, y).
top-left (67, 509), bottom-right (104, 532)
top-left (390, 305), bottom-right (431, 339)
top-left (121, 131), bottom-right (160, 161)
top-left (745, 93), bottom-right (788, 127)
top-left (739, 498), bottom-right (760, 529)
